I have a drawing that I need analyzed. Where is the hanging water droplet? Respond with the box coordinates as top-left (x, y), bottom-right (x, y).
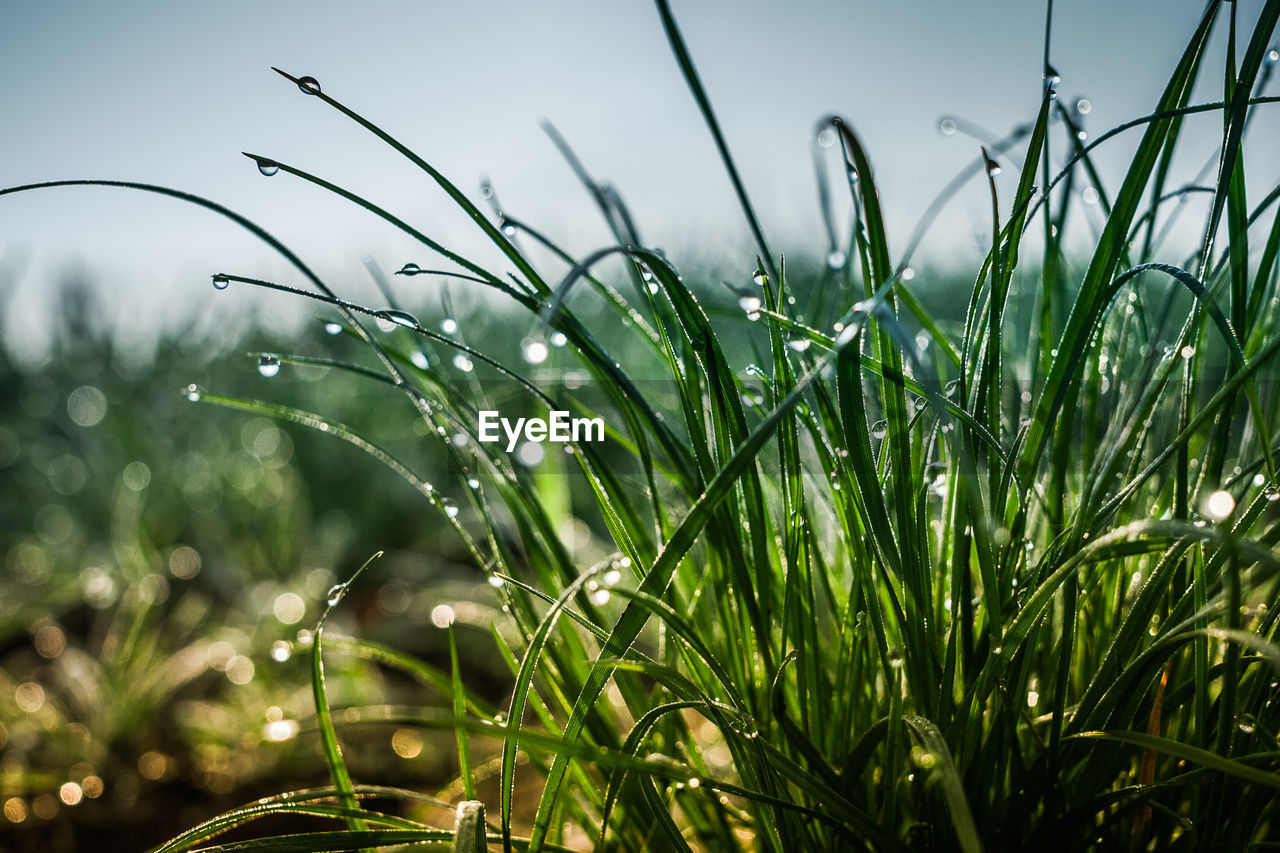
top-left (324, 321), bottom-right (342, 335)
top-left (871, 419), bottom-right (887, 440)
top-left (502, 223), bottom-right (516, 237)
top-left (184, 384), bottom-right (204, 402)
top-left (396, 263), bottom-right (423, 276)
top-left (826, 249), bottom-right (846, 270)
top-left (985, 157), bottom-right (1002, 177)
top-left (257, 354), bottom-right (281, 378)
top-left (524, 339), bottom-right (549, 365)
top-left (326, 584), bottom-right (345, 607)
top-left (752, 269), bottom-right (766, 287)
top-left (787, 334), bottom-right (812, 353)
top-left (836, 323), bottom-right (858, 347)
top-left (440, 317), bottom-right (458, 335)
top-left (296, 76), bottom-right (321, 95)
top-left (467, 477), bottom-right (480, 490)
top-left (377, 309), bottom-right (419, 329)
top-left (816, 127), bottom-right (837, 148)
top-left (211, 273), bottom-right (230, 290)
top-left (938, 117), bottom-right (958, 136)
top-left (255, 158), bottom-right (280, 177)
top-left (846, 163), bottom-right (860, 183)
top-left (440, 497), bottom-right (460, 519)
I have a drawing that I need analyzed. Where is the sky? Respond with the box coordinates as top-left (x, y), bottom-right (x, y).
top-left (1, 1), bottom-right (1275, 353)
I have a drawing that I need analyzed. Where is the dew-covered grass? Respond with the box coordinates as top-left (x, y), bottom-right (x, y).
top-left (6, 0), bottom-right (1280, 851)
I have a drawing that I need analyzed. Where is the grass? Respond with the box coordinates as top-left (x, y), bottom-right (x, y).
top-left (6, 0), bottom-right (1280, 850)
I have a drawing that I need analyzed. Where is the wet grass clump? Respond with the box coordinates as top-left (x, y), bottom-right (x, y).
top-left (6, 0), bottom-right (1280, 850)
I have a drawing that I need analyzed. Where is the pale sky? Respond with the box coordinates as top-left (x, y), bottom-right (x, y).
top-left (1, 1), bottom-right (1274, 351)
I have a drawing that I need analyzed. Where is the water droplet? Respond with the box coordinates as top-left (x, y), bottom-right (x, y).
top-left (211, 273), bottom-right (230, 290)
top-left (296, 76), bottom-right (321, 95)
top-left (1238, 721), bottom-right (1255, 735)
top-left (184, 384), bottom-right (204, 402)
top-left (467, 478), bottom-right (481, 490)
top-left (738, 293), bottom-right (763, 320)
top-left (589, 588), bottom-right (611, 606)
top-left (524, 339), bottom-right (549, 365)
top-left (787, 334), bottom-right (812, 353)
top-left (410, 350), bottom-right (429, 369)
top-left (324, 321), bottom-right (342, 335)
top-left (549, 331), bottom-right (568, 347)
top-left (752, 270), bottom-right (767, 287)
top-left (480, 183), bottom-right (494, 199)
top-left (257, 354), bottom-right (281, 378)
top-left (938, 117), bottom-right (958, 136)
top-left (396, 263), bottom-right (423, 276)
top-left (326, 584), bottom-right (345, 607)
top-left (452, 354), bottom-right (474, 372)
top-left (985, 157), bottom-right (1002, 177)
top-left (270, 641), bottom-right (291, 662)
top-left (255, 158), bottom-right (280, 177)
top-left (440, 318), bottom-right (458, 335)
top-left (431, 604), bottom-right (456, 628)
top-left (900, 267), bottom-right (916, 281)
top-left (487, 575), bottom-right (505, 587)
top-left (502, 223), bottom-right (517, 237)
top-left (888, 647), bottom-right (904, 668)
top-left (377, 309), bottom-right (419, 329)
top-left (440, 497), bottom-right (459, 519)
top-left (1082, 187), bottom-right (1100, 205)
top-left (817, 127), bottom-right (837, 148)
top-left (1202, 489), bottom-right (1235, 521)
top-left (1267, 48), bottom-right (1280, 66)
top-left (826, 249), bottom-right (846, 270)
top-left (1075, 98), bottom-right (1092, 115)
top-left (871, 419), bottom-right (887, 440)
